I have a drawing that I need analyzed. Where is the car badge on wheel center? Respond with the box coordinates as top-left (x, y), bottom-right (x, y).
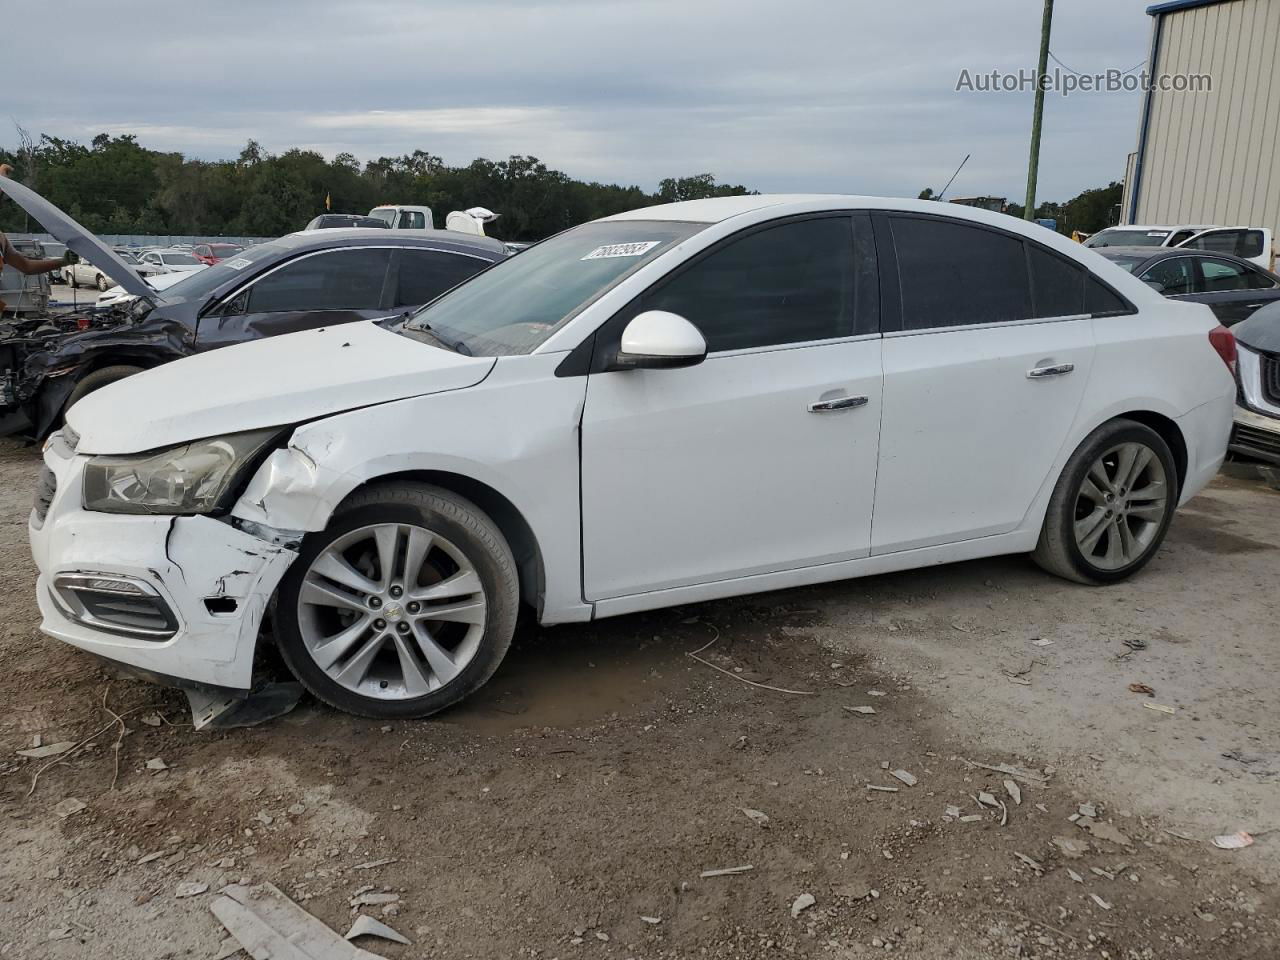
top-left (385, 605), bottom-right (403, 621)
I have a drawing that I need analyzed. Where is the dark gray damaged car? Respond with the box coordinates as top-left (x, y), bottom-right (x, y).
top-left (0, 176), bottom-right (507, 437)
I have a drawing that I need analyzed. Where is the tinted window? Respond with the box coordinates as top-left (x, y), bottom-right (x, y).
top-left (1028, 245), bottom-right (1085, 317)
top-left (247, 248), bottom-right (391, 313)
top-left (643, 217), bottom-right (857, 351)
top-left (392, 249), bottom-right (489, 308)
top-left (1167, 230), bottom-right (1197, 246)
top-left (1085, 277), bottom-right (1130, 314)
top-left (1244, 266), bottom-right (1279, 290)
top-left (398, 211), bottom-right (427, 229)
top-left (1200, 258), bottom-right (1251, 292)
top-left (1185, 229), bottom-right (1264, 259)
top-left (1139, 257), bottom-right (1195, 296)
top-left (891, 216), bottom-right (1029, 329)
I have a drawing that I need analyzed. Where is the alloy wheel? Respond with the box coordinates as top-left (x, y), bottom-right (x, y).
top-left (296, 522), bottom-right (487, 700)
top-left (1072, 441), bottom-right (1168, 571)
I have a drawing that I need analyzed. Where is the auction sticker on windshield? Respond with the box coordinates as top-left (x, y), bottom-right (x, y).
top-left (223, 258), bottom-right (253, 270)
top-left (581, 241), bottom-right (661, 261)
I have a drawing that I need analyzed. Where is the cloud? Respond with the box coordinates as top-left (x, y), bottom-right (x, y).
top-left (7, 0), bottom-right (1157, 202)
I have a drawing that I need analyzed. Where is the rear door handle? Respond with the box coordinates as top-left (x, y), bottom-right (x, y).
top-left (808, 395), bottom-right (869, 412)
top-left (1027, 362), bottom-right (1075, 379)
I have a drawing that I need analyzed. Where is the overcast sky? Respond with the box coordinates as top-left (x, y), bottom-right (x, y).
top-left (9, 0), bottom-right (1158, 203)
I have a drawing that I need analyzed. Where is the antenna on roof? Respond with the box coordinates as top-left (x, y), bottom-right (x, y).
top-left (934, 154), bottom-right (970, 202)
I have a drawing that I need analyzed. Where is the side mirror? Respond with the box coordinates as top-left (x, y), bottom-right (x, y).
top-left (608, 310), bottom-right (707, 371)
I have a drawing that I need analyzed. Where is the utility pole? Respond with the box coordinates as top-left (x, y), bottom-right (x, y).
top-left (1024, 0), bottom-right (1055, 220)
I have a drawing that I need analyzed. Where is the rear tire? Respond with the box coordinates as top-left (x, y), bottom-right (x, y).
top-left (65, 365), bottom-right (146, 412)
top-left (275, 483), bottom-right (520, 719)
top-left (1033, 419), bottom-right (1179, 584)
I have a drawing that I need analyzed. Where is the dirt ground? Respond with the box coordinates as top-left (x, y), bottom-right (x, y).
top-left (1, 436), bottom-right (1277, 960)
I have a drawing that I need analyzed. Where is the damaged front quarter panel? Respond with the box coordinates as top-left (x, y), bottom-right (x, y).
top-left (231, 425), bottom-right (353, 533)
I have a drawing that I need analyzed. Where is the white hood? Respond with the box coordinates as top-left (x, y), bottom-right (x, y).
top-left (68, 321), bottom-right (495, 455)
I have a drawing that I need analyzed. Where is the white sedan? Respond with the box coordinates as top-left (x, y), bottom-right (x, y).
top-left (96, 269), bottom-right (203, 307)
top-left (136, 249), bottom-right (206, 275)
top-left (32, 195), bottom-right (1235, 720)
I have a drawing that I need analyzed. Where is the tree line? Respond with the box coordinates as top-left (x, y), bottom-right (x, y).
top-left (2, 127), bottom-right (1123, 242)
top-left (0, 129), bottom-right (753, 241)
top-left (917, 182), bottom-right (1124, 236)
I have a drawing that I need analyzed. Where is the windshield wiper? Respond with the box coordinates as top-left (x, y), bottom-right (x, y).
top-left (396, 315), bottom-right (472, 356)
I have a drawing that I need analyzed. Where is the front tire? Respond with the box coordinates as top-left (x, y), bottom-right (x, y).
top-left (96, 273), bottom-right (110, 291)
top-left (65, 364), bottom-right (146, 412)
top-left (275, 483), bottom-right (520, 719)
top-left (1033, 419), bottom-right (1179, 584)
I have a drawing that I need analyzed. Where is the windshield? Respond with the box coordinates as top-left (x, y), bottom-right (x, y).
top-left (115, 250), bottom-right (141, 264)
top-left (403, 220), bottom-right (703, 355)
top-left (159, 240), bottom-right (287, 302)
top-left (160, 253), bottom-right (201, 265)
top-left (210, 245), bottom-right (243, 257)
top-left (1085, 229), bottom-right (1169, 248)
top-left (369, 207), bottom-right (397, 227)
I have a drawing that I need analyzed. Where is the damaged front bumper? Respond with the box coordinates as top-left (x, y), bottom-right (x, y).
top-left (29, 435), bottom-right (298, 691)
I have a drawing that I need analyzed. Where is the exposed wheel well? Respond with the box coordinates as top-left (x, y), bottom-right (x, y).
top-left (351, 471), bottom-right (546, 615)
top-left (1115, 410), bottom-right (1187, 494)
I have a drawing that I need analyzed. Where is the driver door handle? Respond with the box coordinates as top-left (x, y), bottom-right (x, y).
top-left (808, 395), bottom-right (869, 413)
top-left (1027, 362), bottom-right (1075, 379)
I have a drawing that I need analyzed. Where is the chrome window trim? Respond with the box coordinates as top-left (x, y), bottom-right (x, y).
top-left (882, 313), bottom-right (1092, 339)
top-left (706, 331), bottom-right (881, 359)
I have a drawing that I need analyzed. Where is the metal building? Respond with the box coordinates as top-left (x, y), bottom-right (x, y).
top-left (1122, 0), bottom-right (1280, 240)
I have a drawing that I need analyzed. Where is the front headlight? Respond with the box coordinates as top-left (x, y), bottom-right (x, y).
top-left (82, 428), bottom-right (280, 515)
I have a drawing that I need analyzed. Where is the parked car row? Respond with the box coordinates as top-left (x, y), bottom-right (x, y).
top-left (1094, 246), bottom-right (1280, 326)
top-left (1084, 223), bottom-right (1274, 271)
top-left (3, 175), bottom-right (1239, 724)
top-left (0, 179), bottom-right (510, 437)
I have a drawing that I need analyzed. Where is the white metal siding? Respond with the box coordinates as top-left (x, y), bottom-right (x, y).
top-left (1135, 0), bottom-right (1280, 238)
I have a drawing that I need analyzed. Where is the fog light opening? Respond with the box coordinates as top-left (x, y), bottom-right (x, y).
top-left (204, 596), bottom-right (239, 616)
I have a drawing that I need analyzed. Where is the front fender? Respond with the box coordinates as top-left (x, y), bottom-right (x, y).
top-left (229, 353), bottom-right (591, 622)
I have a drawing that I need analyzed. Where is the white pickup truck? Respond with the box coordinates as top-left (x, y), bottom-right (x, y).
top-left (1085, 224), bottom-right (1275, 271)
top-left (367, 204), bottom-right (435, 230)
top-left (367, 205), bottom-right (500, 237)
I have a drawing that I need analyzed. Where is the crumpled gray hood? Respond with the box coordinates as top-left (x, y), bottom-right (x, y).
top-left (0, 176), bottom-right (155, 301)
top-left (1234, 301), bottom-right (1280, 355)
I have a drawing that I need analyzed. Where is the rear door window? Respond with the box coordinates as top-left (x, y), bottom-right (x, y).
top-left (889, 216), bottom-right (1030, 329)
top-left (246, 248), bottom-right (392, 313)
top-left (391, 249), bottom-right (490, 308)
top-left (1199, 258), bottom-right (1252, 292)
top-left (1184, 229), bottom-right (1265, 259)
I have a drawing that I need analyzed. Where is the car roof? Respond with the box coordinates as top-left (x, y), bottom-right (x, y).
top-left (1097, 224), bottom-right (1219, 232)
top-left (598, 194), bottom-right (1090, 231)
top-left (1096, 245), bottom-right (1259, 266)
top-left (281, 227), bottom-right (507, 257)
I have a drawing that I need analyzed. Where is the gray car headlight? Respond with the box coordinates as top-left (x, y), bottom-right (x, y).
top-left (82, 428), bottom-right (280, 515)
